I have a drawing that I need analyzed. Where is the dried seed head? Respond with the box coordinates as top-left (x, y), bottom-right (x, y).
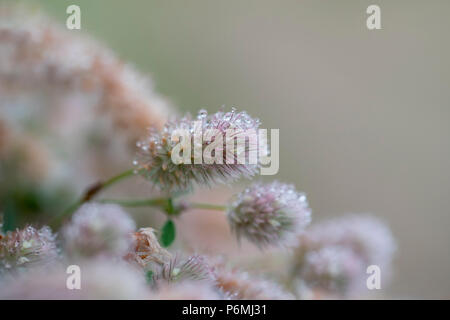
top-left (125, 227), bottom-right (171, 269)
top-left (227, 181), bottom-right (312, 248)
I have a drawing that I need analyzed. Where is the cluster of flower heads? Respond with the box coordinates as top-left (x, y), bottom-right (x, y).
top-left (0, 5), bottom-right (398, 301)
top-left (0, 225), bottom-right (57, 274)
top-left (134, 108), bottom-right (262, 192)
top-left (0, 201), bottom-right (396, 300)
top-left (0, 6), bottom-right (169, 146)
top-left (290, 215), bottom-right (396, 298)
top-left (0, 5), bottom-right (171, 205)
top-left (227, 181), bottom-right (312, 248)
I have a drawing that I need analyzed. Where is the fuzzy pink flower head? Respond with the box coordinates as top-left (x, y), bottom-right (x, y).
top-left (300, 215), bottom-right (396, 268)
top-left (61, 203), bottom-right (136, 258)
top-left (299, 245), bottom-right (366, 296)
top-left (227, 181), bottom-right (312, 248)
top-left (0, 258), bottom-right (152, 299)
top-left (134, 108), bottom-right (262, 192)
top-left (0, 225), bottom-right (57, 273)
top-left (293, 215), bottom-right (396, 297)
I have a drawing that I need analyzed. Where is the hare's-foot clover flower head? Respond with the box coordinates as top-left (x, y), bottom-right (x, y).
top-left (0, 225), bottom-right (57, 273)
top-left (297, 215), bottom-right (396, 269)
top-left (134, 108), bottom-right (262, 192)
top-left (299, 245), bottom-right (365, 296)
top-left (227, 181), bottom-right (312, 248)
top-left (61, 203), bottom-right (136, 258)
top-left (292, 215), bottom-right (396, 297)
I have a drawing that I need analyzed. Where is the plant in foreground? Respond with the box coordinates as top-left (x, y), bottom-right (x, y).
top-left (0, 6), bottom-right (397, 300)
top-left (1, 106), bottom-right (393, 300)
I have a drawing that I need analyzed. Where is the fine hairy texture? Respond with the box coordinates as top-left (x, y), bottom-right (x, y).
top-left (0, 4), bottom-right (398, 301)
top-left (227, 181), bottom-right (312, 248)
top-left (135, 108), bottom-right (262, 192)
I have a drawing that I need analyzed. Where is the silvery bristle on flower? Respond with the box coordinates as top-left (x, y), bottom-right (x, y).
top-left (292, 214), bottom-right (396, 297)
top-left (125, 227), bottom-right (171, 269)
top-left (157, 254), bottom-right (215, 284)
top-left (134, 108), bottom-right (262, 192)
top-left (61, 203), bottom-right (136, 258)
top-left (0, 225), bottom-right (58, 274)
top-left (227, 181), bottom-right (312, 248)
top-left (0, 258), bottom-right (152, 299)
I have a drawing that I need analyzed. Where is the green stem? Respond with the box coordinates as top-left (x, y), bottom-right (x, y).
top-left (100, 198), bottom-right (167, 208)
top-left (50, 169), bottom-right (136, 227)
top-left (102, 198), bottom-right (226, 212)
top-left (189, 203), bottom-right (227, 211)
top-left (101, 168), bottom-right (136, 190)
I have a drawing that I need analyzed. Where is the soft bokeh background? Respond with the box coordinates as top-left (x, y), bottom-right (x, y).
top-left (4, 0), bottom-right (449, 298)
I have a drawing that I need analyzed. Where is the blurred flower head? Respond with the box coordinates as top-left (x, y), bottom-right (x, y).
top-left (0, 258), bottom-right (151, 299)
top-left (0, 225), bottom-right (57, 273)
top-left (292, 215), bottom-right (396, 297)
top-left (150, 280), bottom-right (225, 300)
top-left (227, 181), bottom-right (311, 248)
top-left (299, 245), bottom-right (365, 295)
top-left (61, 203), bottom-right (136, 258)
top-left (212, 262), bottom-right (294, 300)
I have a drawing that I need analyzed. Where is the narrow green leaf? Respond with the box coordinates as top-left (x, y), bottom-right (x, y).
top-left (160, 219), bottom-right (176, 247)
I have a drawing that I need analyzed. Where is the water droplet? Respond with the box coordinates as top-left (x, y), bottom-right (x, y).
top-left (197, 109), bottom-right (208, 119)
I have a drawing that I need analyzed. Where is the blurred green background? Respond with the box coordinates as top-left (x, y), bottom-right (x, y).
top-left (4, 0), bottom-right (450, 298)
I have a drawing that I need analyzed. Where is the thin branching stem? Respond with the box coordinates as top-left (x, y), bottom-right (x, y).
top-left (49, 168), bottom-right (136, 227)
